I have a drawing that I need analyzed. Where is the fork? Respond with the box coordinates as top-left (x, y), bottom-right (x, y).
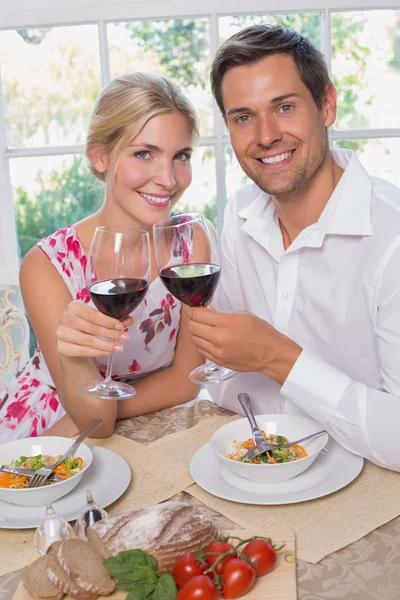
top-left (237, 392), bottom-right (272, 456)
top-left (0, 465), bottom-right (63, 482)
top-left (242, 430), bottom-right (327, 462)
top-left (27, 419), bottom-right (103, 488)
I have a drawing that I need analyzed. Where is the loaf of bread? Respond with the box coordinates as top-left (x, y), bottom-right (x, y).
top-left (87, 501), bottom-right (219, 574)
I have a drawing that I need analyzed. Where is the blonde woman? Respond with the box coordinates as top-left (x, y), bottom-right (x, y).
top-left (0, 73), bottom-right (204, 441)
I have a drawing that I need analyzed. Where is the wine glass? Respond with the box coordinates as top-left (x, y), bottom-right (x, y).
top-left (80, 226), bottom-right (150, 399)
top-left (153, 213), bottom-right (235, 385)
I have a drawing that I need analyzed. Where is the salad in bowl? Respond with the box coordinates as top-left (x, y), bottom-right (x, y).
top-left (0, 454), bottom-right (84, 489)
top-left (0, 436), bottom-right (92, 506)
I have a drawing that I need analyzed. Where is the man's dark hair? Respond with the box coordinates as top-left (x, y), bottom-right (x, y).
top-left (211, 24), bottom-right (331, 115)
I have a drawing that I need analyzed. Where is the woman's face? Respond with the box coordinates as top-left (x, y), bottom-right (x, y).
top-left (96, 111), bottom-right (194, 229)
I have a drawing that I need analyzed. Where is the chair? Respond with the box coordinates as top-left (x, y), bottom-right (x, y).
top-left (0, 268), bottom-right (30, 388)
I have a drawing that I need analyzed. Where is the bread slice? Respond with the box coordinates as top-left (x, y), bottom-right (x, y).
top-left (87, 501), bottom-right (220, 574)
top-left (22, 555), bottom-right (64, 600)
top-left (57, 539), bottom-right (115, 596)
top-left (45, 543), bottom-right (98, 599)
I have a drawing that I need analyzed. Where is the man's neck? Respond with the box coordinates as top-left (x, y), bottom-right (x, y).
top-left (274, 151), bottom-right (344, 250)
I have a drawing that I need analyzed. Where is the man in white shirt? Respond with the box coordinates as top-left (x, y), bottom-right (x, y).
top-left (187, 24), bottom-right (400, 471)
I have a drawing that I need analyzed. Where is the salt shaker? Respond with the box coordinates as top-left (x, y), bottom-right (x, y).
top-left (34, 501), bottom-right (74, 555)
top-left (74, 489), bottom-right (108, 540)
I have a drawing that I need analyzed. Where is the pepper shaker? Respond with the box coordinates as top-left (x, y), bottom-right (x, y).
top-left (74, 489), bottom-right (108, 540)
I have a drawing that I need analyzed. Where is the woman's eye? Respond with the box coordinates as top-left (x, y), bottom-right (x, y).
top-left (174, 152), bottom-right (191, 162)
top-left (134, 151), bottom-right (151, 159)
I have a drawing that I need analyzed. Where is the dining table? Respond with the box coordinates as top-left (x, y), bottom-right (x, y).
top-left (1, 398), bottom-right (400, 600)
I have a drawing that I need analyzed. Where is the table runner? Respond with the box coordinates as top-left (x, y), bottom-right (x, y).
top-left (150, 415), bottom-right (400, 563)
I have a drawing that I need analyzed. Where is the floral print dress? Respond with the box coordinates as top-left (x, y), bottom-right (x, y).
top-left (0, 225), bottom-right (182, 442)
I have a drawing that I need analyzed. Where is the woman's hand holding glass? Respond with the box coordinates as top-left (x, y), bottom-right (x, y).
top-left (56, 300), bottom-right (132, 359)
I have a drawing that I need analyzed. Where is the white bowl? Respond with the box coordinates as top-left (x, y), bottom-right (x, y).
top-left (210, 414), bottom-right (328, 484)
top-left (0, 436), bottom-right (92, 507)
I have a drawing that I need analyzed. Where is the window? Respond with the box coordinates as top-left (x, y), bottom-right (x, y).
top-left (331, 10), bottom-right (400, 190)
top-left (1, 3), bottom-right (399, 271)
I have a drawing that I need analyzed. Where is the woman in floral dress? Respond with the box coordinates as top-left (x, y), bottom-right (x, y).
top-left (0, 73), bottom-right (205, 441)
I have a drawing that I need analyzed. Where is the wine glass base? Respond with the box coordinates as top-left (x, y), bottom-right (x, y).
top-left (189, 364), bottom-right (237, 385)
top-left (80, 380), bottom-right (136, 400)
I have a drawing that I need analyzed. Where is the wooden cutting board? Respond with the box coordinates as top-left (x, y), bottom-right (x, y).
top-left (13, 529), bottom-right (296, 600)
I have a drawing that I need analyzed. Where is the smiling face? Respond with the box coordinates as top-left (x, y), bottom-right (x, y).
top-left (93, 111), bottom-right (194, 230)
top-left (222, 53), bottom-right (337, 198)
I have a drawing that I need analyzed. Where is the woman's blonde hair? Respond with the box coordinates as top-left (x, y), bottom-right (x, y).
top-left (86, 72), bottom-right (199, 181)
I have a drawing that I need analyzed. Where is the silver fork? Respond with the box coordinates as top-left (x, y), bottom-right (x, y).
top-left (0, 465), bottom-right (63, 482)
top-left (27, 419), bottom-right (103, 488)
top-left (237, 392), bottom-right (272, 456)
top-left (242, 430), bottom-right (327, 462)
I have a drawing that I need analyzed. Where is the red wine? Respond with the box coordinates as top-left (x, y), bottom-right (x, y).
top-left (159, 263), bottom-right (220, 307)
top-left (89, 278), bottom-right (149, 320)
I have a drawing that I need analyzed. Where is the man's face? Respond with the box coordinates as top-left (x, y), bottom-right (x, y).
top-left (221, 53), bottom-right (336, 197)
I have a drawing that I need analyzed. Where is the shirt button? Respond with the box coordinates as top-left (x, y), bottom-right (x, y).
top-left (282, 292), bottom-right (289, 300)
top-left (272, 245), bottom-right (277, 251)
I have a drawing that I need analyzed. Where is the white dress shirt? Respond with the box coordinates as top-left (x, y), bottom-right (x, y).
top-left (210, 149), bottom-right (400, 471)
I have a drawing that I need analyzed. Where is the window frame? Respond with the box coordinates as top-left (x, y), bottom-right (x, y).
top-left (1, 0), bottom-right (400, 269)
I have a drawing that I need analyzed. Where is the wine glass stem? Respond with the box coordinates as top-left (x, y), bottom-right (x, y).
top-left (200, 305), bottom-right (221, 375)
top-left (204, 359), bottom-right (221, 374)
top-left (104, 352), bottom-right (115, 383)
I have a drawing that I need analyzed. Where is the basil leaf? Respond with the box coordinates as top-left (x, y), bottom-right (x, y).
top-left (103, 549), bottom-right (175, 599)
top-left (124, 577), bottom-right (159, 599)
top-left (149, 574), bottom-right (177, 600)
top-left (126, 584), bottom-right (152, 600)
top-left (104, 549), bottom-right (157, 578)
top-left (114, 566), bottom-right (158, 589)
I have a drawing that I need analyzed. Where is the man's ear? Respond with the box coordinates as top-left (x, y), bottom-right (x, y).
top-left (323, 82), bottom-right (337, 128)
top-left (88, 144), bottom-right (108, 175)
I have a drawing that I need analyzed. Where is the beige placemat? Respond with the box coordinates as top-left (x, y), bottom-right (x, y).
top-left (151, 418), bottom-right (400, 564)
top-left (150, 414), bottom-right (241, 469)
top-left (0, 434), bottom-right (193, 577)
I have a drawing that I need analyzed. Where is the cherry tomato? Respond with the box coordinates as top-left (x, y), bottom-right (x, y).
top-left (172, 553), bottom-right (205, 589)
top-left (177, 575), bottom-right (219, 600)
top-left (221, 558), bottom-right (256, 599)
top-left (242, 539), bottom-right (277, 577)
top-left (204, 541), bottom-right (236, 570)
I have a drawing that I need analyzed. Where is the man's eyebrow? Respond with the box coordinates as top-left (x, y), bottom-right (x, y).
top-left (225, 107), bottom-right (252, 118)
top-left (270, 93), bottom-right (301, 104)
top-left (225, 93), bottom-right (302, 118)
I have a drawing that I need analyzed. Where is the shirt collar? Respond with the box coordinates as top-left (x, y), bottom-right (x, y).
top-left (319, 149), bottom-right (373, 237)
top-left (238, 149), bottom-right (373, 247)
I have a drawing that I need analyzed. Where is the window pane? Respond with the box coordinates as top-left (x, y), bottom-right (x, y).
top-left (108, 20), bottom-right (212, 136)
top-left (175, 146), bottom-right (217, 229)
top-left (332, 11), bottom-right (400, 130)
top-left (219, 13), bottom-right (321, 48)
top-left (10, 155), bottom-right (103, 261)
top-left (0, 26), bottom-right (101, 148)
top-left (334, 138), bottom-right (400, 188)
top-left (225, 145), bottom-right (250, 201)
